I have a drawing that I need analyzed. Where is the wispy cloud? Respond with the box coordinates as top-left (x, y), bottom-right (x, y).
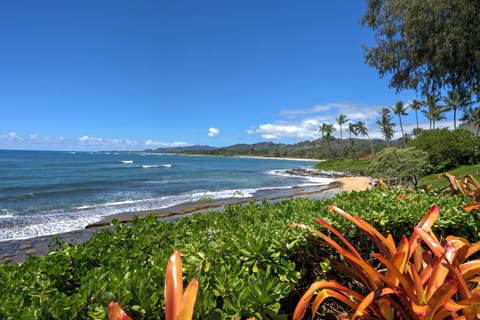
top-left (144, 140), bottom-right (192, 148)
top-left (0, 132), bottom-right (22, 142)
top-left (208, 127), bottom-right (220, 137)
top-left (0, 133), bottom-right (193, 151)
top-left (248, 102), bottom-right (457, 142)
top-left (249, 103), bottom-right (388, 141)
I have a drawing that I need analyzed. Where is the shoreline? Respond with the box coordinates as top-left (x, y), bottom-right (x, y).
top-left (178, 153), bottom-right (324, 162)
top-left (0, 176), bottom-right (371, 264)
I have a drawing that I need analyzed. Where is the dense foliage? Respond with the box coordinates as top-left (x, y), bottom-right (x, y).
top-left (408, 129), bottom-right (478, 172)
top-left (178, 139), bottom-right (395, 160)
top-left (293, 204), bottom-right (480, 319)
top-left (367, 147), bottom-right (431, 187)
top-left (0, 189), bottom-right (477, 319)
top-left (362, 0), bottom-right (480, 97)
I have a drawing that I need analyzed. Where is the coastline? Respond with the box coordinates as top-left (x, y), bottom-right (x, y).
top-left (179, 153), bottom-right (324, 163)
top-left (0, 175), bottom-right (371, 264)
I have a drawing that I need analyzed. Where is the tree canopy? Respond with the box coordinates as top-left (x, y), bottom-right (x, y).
top-left (408, 128), bottom-right (477, 172)
top-left (367, 147), bottom-right (431, 187)
top-left (362, 0), bottom-right (480, 98)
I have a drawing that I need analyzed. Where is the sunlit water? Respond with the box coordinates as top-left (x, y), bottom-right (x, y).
top-left (0, 150), bottom-right (332, 241)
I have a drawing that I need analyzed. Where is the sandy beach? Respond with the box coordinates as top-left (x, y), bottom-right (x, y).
top-left (0, 176), bottom-right (370, 264)
top-left (335, 176), bottom-right (372, 192)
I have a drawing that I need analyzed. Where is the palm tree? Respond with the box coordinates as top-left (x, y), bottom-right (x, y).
top-left (421, 94), bottom-right (447, 130)
top-left (409, 99), bottom-right (422, 136)
top-left (355, 121), bottom-right (374, 156)
top-left (336, 114), bottom-right (349, 142)
top-left (391, 101), bottom-right (408, 145)
top-left (431, 105), bottom-right (448, 129)
top-left (376, 108), bottom-right (395, 146)
top-left (319, 123), bottom-right (336, 158)
top-left (442, 89), bottom-right (472, 130)
top-left (348, 122), bottom-right (359, 158)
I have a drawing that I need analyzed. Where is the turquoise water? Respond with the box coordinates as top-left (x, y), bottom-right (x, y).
top-left (0, 150), bottom-right (331, 241)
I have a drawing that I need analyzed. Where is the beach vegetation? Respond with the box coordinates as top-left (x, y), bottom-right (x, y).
top-left (315, 158), bottom-right (371, 175)
top-left (408, 128), bottom-right (478, 172)
top-left (421, 94), bottom-right (448, 130)
top-left (391, 101), bottom-right (408, 146)
top-left (443, 89), bottom-right (473, 130)
top-left (376, 108), bottom-right (396, 147)
top-left (419, 163), bottom-right (480, 189)
top-left (367, 147), bottom-right (431, 187)
top-left (292, 204), bottom-right (480, 319)
top-left (362, 0), bottom-right (480, 99)
top-left (319, 122), bottom-right (336, 158)
top-left (0, 187), bottom-right (477, 319)
top-left (336, 114), bottom-right (349, 146)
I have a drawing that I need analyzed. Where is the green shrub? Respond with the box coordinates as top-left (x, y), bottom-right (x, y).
top-left (0, 189), bottom-right (477, 319)
top-left (408, 128), bottom-right (478, 172)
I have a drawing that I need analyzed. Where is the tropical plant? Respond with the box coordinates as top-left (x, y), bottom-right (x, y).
top-left (362, 0), bottom-right (480, 98)
top-left (292, 204), bottom-right (480, 319)
top-left (376, 108), bottom-right (395, 146)
top-left (443, 89), bottom-right (472, 130)
top-left (336, 114), bottom-right (349, 141)
top-left (409, 99), bottom-right (422, 133)
top-left (320, 123), bottom-right (336, 158)
top-left (391, 101), bottom-right (408, 145)
top-left (421, 94), bottom-right (447, 130)
top-left (1, 190), bottom-right (477, 318)
top-left (108, 250), bottom-right (198, 320)
top-left (367, 147), bottom-right (431, 187)
top-left (347, 122), bottom-right (359, 158)
top-left (440, 172), bottom-right (480, 198)
top-left (355, 121), bottom-right (374, 156)
top-left (408, 128), bottom-right (477, 172)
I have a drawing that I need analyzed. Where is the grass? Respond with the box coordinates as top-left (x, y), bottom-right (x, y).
top-left (315, 158), bottom-right (371, 175)
top-left (419, 163), bottom-right (480, 189)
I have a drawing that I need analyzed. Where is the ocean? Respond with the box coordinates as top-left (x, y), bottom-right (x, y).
top-left (0, 150), bottom-right (332, 242)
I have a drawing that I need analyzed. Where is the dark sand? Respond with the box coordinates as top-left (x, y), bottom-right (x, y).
top-left (0, 182), bottom-right (345, 264)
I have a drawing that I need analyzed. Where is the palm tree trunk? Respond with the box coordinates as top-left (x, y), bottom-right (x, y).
top-left (453, 108), bottom-right (457, 130)
top-left (415, 110), bottom-right (419, 130)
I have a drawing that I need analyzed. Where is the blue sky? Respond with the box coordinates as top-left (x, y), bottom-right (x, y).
top-left (0, 1), bottom-right (455, 151)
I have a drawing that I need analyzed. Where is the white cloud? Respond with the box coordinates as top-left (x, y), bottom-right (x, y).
top-left (280, 104), bottom-right (331, 117)
top-left (248, 119), bottom-right (321, 140)
top-left (0, 132), bottom-right (22, 141)
top-left (144, 140), bottom-right (191, 148)
top-left (248, 103), bottom-right (421, 142)
top-left (0, 132), bottom-right (193, 151)
top-left (208, 127), bottom-right (220, 137)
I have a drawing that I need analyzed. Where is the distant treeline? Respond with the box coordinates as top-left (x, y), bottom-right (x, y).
top-left (149, 138), bottom-right (400, 160)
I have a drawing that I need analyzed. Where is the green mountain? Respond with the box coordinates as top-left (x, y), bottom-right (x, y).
top-left (177, 138), bottom-right (398, 159)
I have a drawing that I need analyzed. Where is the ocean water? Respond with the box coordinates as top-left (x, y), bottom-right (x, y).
top-left (0, 150), bottom-right (332, 241)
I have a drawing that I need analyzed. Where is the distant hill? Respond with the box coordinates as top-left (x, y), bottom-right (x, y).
top-left (146, 145), bottom-right (217, 153)
top-left (177, 138), bottom-right (399, 159)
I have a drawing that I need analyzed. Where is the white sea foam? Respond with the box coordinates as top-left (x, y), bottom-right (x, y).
top-left (141, 164), bottom-right (172, 168)
top-left (0, 213), bottom-right (102, 242)
top-left (268, 169), bottom-right (334, 185)
top-left (0, 187), bottom-right (262, 242)
top-left (121, 160), bottom-right (134, 164)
